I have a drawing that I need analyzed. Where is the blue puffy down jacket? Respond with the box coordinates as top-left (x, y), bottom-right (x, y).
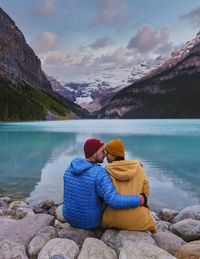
top-left (63, 157), bottom-right (140, 229)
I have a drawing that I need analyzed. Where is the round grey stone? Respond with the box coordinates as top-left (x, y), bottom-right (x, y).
top-left (119, 241), bottom-right (176, 259)
top-left (172, 205), bottom-right (200, 223)
top-left (170, 218), bottom-right (200, 242)
top-left (78, 237), bottom-right (117, 259)
top-left (38, 238), bottom-right (79, 259)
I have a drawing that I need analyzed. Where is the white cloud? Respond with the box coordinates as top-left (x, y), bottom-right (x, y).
top-left (31, 0), bottom-right (57, 17)
top-left (40, 46), bottom-right (128, 70)
top-left (37, 45), bottom-right (131, 81)
top-left (127, 26), bottom-right (171, 53)
top-left (31, 32), bottom-right (57, 54)
top-left (40, 50), bottom-right (93, 68)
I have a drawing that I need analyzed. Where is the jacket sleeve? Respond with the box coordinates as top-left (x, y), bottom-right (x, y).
top-left (96, 167), bottom-right (140, 209)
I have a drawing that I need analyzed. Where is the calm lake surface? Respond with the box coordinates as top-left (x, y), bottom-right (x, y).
top-left (0, 119), bottom-right (200, 212)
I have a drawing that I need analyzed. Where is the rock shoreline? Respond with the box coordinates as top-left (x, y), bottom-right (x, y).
top-left (0, 197), bottom-right (200, 259)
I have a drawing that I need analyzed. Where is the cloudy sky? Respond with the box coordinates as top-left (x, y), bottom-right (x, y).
top-left (1, 0), bottom-right (200, 82)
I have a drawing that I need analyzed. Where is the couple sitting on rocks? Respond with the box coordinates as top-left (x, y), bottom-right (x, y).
top-left (63, 138), bottom-right (157, 234)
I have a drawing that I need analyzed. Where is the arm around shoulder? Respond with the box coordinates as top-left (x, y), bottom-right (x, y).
top-left (96, 168), bottom-right (141, 209)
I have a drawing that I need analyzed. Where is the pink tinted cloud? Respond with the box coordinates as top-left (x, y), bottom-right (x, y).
top-left (31, 32), bottom-right (57, 54)
top-left (127, 26), bottom-right (170, 53)
top-left (31, 0), bottom-right (57, 17)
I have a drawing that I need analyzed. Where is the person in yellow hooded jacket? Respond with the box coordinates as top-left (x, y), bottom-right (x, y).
top-left (102, 139), bottom-right (157, 234)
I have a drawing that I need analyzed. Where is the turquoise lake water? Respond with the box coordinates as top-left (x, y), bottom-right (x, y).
top-left (0, 119), bottom-right (199, 212)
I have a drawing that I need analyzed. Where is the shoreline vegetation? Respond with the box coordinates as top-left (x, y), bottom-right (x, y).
top-left (0, 197), bottom-right (200, 258)
top-left (0, 78), bottom-right (90, 122)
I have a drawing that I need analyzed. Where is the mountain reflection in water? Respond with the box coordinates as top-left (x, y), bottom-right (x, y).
top-left (0, 119), bottom-right (199, 211)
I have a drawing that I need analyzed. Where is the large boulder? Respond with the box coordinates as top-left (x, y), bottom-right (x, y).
top-left (170, 218), bottom-right (200, 241)
top-left (172, 205), bottom-right (200, 223)
top-left (158, 208), bottom-right (178, 222)
top-left (156, 221), bottom-right (171, 232)
top-left (78, 237), bottom-right (117, 259)
top-left (175, 240), bottom-right (200, 259)
top-left (7, 200), bottom-right (34, 219)
top-left (0, 200), bottom-right (9, 209)
top-left (119, 241), bottom-right (176, 259)
top-left (9, 200), bottom-right (29, 210)
top-left (38, 238), bottom-right (79, 259)
top-left (101, 229), bottom-right (155, 253)
top-left (0, 214), bottom-right (55, 247)
top-left (49, 255), bottom-right (69, 259)
top-left (152, 230), bottom-right (186, 255)
top-left (15, 207), bottom-right (35, 219)
top-left (58, 223), bottom-right (103, 248)
top-left (0, 216), bottom-right (17, 227)
top-left (0, 197), bottom-right (12, 203)
top-left (28, 226), bottom-right (58, 259)
top-left (0, 207), bottom-right (15, 217)
top-left (0, 239), bottom-right (28, 259)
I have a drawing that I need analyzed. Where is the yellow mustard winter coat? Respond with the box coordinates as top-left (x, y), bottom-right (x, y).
top-left (102, 160), bottom-right (157, 233)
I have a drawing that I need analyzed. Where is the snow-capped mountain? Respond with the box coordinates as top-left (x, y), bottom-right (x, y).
top-left (142, 31), bottom-right (200, 80)
top-left (97, 31), bottom-right (200, 119)
top-left (61, 57), bottom-right (166, 112)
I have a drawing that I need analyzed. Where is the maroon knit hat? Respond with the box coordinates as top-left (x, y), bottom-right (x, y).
top-left (84, 138), bottom-right (104, 158)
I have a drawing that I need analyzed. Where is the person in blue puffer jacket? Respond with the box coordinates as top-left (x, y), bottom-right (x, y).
top-left (63, 138), bottom-right (146, 229)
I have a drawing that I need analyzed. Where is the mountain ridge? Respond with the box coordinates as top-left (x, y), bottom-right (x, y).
top-left (57, 58), bottom-right (165, 113)
top-left (0, 7), bottom-right (89, 121)
top-left (97, 32), bottom-right (200, 118)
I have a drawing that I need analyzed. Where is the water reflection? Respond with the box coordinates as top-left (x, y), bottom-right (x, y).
top-left (0, 130), bottom-right (76, 199)
top-left (0, 120), bottom-right (199, 211)
top-left (28, 132), bottom-right (200, 210)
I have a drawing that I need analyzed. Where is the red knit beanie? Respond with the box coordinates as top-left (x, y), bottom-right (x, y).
top-left (84, 138), bottom-right (104, 158)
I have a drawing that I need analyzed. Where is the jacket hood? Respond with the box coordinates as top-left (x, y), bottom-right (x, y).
top-left (70, 157), bottom-right (95, 175)
top-left (105, 160), bottom-right (142, 181)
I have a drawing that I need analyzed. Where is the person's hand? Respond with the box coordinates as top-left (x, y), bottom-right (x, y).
top-left (139, 193), bottom-right (148, 207)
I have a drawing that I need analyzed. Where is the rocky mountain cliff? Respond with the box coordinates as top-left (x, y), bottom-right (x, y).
top-left (45, 74), bottom-right (75, 102)
top-left (98, 32), bottom-right (200, 118)
top-left (0, 7), bottom-right (89, 121)
top-left (0, 8), bottom-right (52, 93)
